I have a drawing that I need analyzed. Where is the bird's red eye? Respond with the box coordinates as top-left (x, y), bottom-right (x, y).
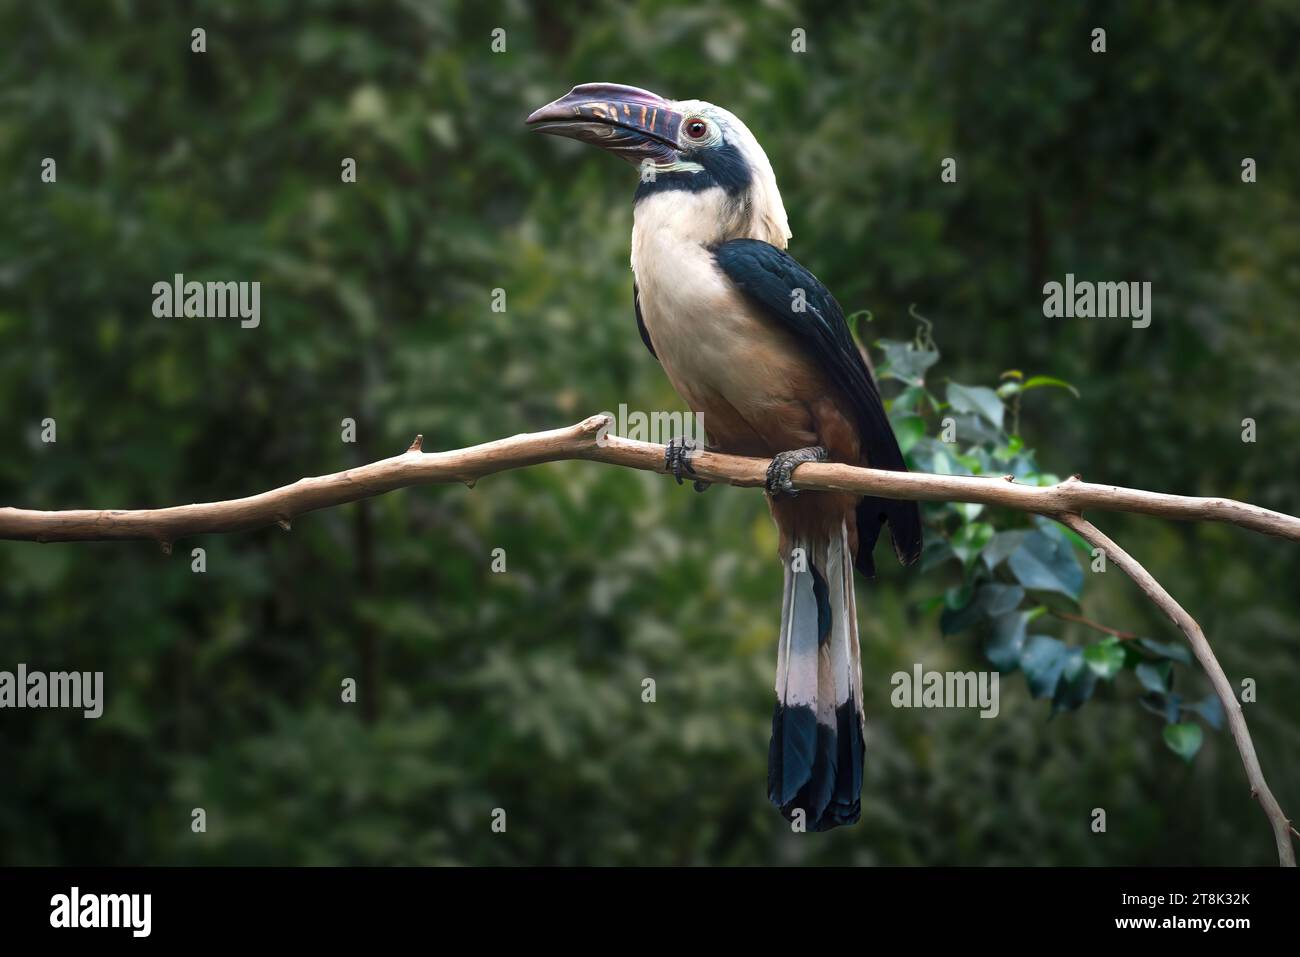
top-left (685, 118), bottom-right (708, 139)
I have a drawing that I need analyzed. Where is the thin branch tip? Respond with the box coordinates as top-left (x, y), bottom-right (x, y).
top-left (1059, 513), bottom-right (1295, 867)
top-left (578, 412), bottom-right (615, 438)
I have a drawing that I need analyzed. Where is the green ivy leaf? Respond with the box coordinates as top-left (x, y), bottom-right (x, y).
top-left (889, 386), bottom-right (926, 415)
top-left (1137, 637), bottom-right (1193, 665)
top-left (946, 381), bottom-right (1005, 430)
top-left (940, 583), bottom-right (1025, 636)
top-left (891, 414), bottom-right (926, 454)
top-left (944, 583), bottom-right (974, 610)
top-left (1053, 647), bottom-right (1097, 713)
top-left (1164, 692), bottom-right (1184, 725)
top-left (907, 437), bottom-right (966, 476)
top-left (994, 435), bottom-right (1025, 458)
top-left (1083, 637), bottom-right (1126, 679)
top-left (1184, 695), bottom-right (1225, 730)
top-left (878, 338), bottom-right (940, 386)
top-left (981, 584), bottom-right (1026, 617)
top-left (1007, 530), bottom-right (1084, 601)
top-left (1163, 722), bottom-right (1204, 762)
top-left (950, 412), bottom-right (1003, 445)
top-left (984, 611), bottom-right (1029, 671)
top-left (981, 530), bottom-right (1028, 570)
top-left (1020, 635), bottom-right (1069, 698)
top-left (1021, 375), bottom-right (1081, 399)
top-left (1135, 660), bottom-right (1173, 694)
top-left (1006, 452), bottom-right (1043, 479)
top-left (1041, 518), bottom-right (1092, 554)
top-left (940, 590), bottom-right (979, 635)
top-left (950, 522), bottom-right (994, 567)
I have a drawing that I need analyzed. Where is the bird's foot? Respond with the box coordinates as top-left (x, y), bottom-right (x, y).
top-left (766, 446), bottom-right (827, 497)
top-left (664, 437), bottom-right (711, 492)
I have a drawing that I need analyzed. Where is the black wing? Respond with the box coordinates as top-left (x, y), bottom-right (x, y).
top-left (633, 281), bottom-right (657, 359)
top-left (713, 238), bottom-right (921, 573)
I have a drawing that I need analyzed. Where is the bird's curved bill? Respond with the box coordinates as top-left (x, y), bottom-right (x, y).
top-left (525, 83), bottom-right (682, 165)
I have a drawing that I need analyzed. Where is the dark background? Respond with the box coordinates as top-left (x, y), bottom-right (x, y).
top-left (1, 0), bottom-right (1297, 865)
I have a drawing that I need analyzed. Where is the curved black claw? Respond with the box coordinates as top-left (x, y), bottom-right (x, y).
top-left (766, 446), bottom-right (828, 497)
top-left (664, 437), bottom-right (712, 492)
top-left (664, 436), bottom-right (693, 485)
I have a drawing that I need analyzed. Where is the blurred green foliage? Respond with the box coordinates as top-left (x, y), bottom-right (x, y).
top-left (877, 321), bottom-right (1225, 759)
top-left (0, 0), bottom-right (1297, 865)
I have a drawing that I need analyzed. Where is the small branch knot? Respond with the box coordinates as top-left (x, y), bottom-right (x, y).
top-left (577, 413), bottom-right (615, 440)
top-left (407, 434), bottom-right (424, 452)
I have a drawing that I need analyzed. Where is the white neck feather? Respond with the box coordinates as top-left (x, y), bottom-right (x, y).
top-left (632, 102), bottom-right (791, 252)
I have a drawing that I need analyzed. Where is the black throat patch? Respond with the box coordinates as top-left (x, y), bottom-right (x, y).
top-left (633, 140), bottom-right (752, 202)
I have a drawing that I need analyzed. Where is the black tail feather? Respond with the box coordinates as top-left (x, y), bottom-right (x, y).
top-left (854, 494), bottom-right (922, 579)
top-left (767, 530), bottom-right (865, 832)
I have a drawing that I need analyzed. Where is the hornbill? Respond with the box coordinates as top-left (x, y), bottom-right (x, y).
top-left (527, 83), bottom-right (921, 831)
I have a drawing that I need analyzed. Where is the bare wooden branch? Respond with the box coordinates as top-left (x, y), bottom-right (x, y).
top-left (1058, 513), bottom-right (1296, 868)
top-left (3, 413), bottom-right (1299, 544)
top-left (1, 412), bottom-right (1295, 865)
